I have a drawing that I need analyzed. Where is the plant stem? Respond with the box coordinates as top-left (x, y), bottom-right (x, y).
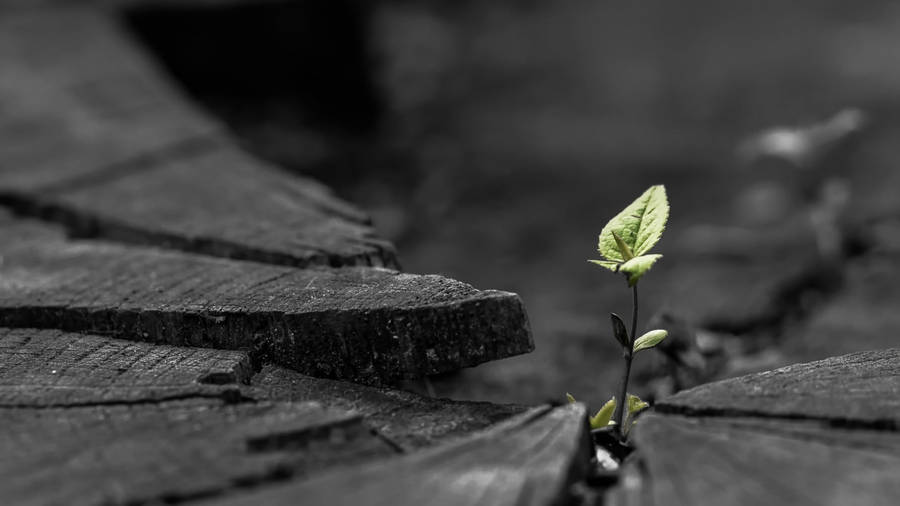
top-left (614, 284), bottom-right (638, 441)
top-left (631, 284), bottom-right (639, 344)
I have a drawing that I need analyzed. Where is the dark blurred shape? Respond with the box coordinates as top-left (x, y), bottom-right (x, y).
top-left (126, 0), bottom-right (381, 134)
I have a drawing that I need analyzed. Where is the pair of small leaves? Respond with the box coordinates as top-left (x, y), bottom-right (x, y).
top-left (589, 185), bottom-right (669, 286)
top-left (609, 313), bottom-right (668, 354)
top-left (566, 393), bottom-right (650, 431)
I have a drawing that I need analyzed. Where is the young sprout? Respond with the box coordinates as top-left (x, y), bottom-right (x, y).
top-left (570, 185), bottom-right (670, 442)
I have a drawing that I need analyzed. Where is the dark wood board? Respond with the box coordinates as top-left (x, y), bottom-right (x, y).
top-left (609, 413), bottom-right (900, 506)
top-left (205, 403), bottom-right (592, 506)
top-left (0, 7), bottom-right (397, 268)
top-left (254, 364), bottom-right (527, 450)
top-left (0, 399), bottom-right (396, 506)
top-left (0, 7), bottom-right (219, 193)
top-left (0, 213), bottom-right (533, 384)
top-left (656, 348), bottom-right (900, 429)
top-left (0, 327), bottom-right (251, 406)
top-left (0, 328), bottom-right (585, 506)
top-left (47, 144), bottom-right (398, 268)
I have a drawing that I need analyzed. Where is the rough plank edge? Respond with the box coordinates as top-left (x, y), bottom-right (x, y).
top-left (655, 348), bottom-right (900, 431)
top-left (0, 187), bottom-right (401, 270)
top-left (0, 290), bottom-right (533, 384)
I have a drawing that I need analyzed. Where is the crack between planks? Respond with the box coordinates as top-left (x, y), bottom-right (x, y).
top-left (2, 134), bottom-right (223, 199)
top-left (653, 403), bottom-right (898, 432)
top-left (0, 389), bottom-right (255, 410)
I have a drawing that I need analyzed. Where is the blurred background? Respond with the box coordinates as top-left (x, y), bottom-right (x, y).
top-left (128, 0), bottom-right (900, 409)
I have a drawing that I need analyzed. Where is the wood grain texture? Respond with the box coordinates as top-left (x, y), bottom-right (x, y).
top-left (0, 7), bottom-right (397, 268)
top-left (0, 329), bottom-right (585, 505)
top-left (254, 364), bottom-right (527, 450)
top-left (0, 7), bottom-right (219, 193)
top-left (0, 399), bottom-right (396, 506)
top-left (609, 413), bottom-right (900, 506)
top-left (48, 144), bottom-right (398, 268)
top-left (206, 403), bottom-right (592, 506)
top-left (656, 348), bottom-right (900, 428)
top-left (0, 327), bottom-right (251, 406)
top-left (0, 214), bottom-right (533, 384)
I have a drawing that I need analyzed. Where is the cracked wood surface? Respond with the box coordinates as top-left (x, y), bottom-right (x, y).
top-left (609, 349), bottom-right (900, 506)
top-left (656, 349), bottom-right (900, 428)
top-left (0, 327), bottom-right (251, 406)
top-left (0, 6), bottom-right (397, 268)
top-left (0, 213), bottom-right (532, 384)
top-left (611, 413), bottom-right (900, 506)
top-left (47, 143), bottom-right (398, 268)
top-left (0, 328), bottom-right (586, 506)
top-left (255, 364), bottom-right (527, 451)
top-left (0, 7), bottom-right (218, 193)
top-left (1, 400), bottom-right (396, 506)
top-left (207, 403), bottom-right (592, 506)
top-left (0, 3), bottom-right (580, 506)
top-left (1, 327), bottom-right (531, 448)
top-left (0, 331), bottom-right (397, 506)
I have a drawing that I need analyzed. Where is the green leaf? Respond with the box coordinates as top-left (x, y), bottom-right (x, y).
top-left (587, 259), bottom-right (621, 272)
top-left (623, 394), bottom-right (650, 436)
top-left (589, 397), bottom-right (617, 430)
top-left (619, 254), bottom-right (662, 286)
top-left (612, 231), bottom-right (634, 260)
top-left (632, 329), bottom-right (668, 353)
top-left (566, 393), bottom-right (576, 404)
top-left (627, 394), bottom-right (649, 415)
top-left (598, 185), bottom-right (669, 263)
top-left (609, 313), bottom-right (629, 349)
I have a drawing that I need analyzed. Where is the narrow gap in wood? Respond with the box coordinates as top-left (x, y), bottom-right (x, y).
top-left (653, 403), bottom-right (899, 432)
top-left (0, 388), bottom-right (254, 410)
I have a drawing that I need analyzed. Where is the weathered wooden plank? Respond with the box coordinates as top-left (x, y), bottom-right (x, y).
top-left (0, 399), bottom-right (396, 506)
top-left (0, 7), bottom-right (219, 193)
top-left (608, 413), bottom-right (900, 506)
top-left (0, 214), bottom-right (533, 383)
top-left (657, 349), bottom-right (900, 428)
top-left (44, 144), bottom-right (398, 268)
top-left (0, 8), bottom-right (398, 268)
top-left (254, 365), bottom-right (527, 450)
top-left (0, 326), bottom-right (526, 448)
top-left (205, 403), bottom-right (591, 506)
top-left (0, 329), bottom-right (396, 505)
top-left (0, 327), bottom-right (548, 505)
top-left (0, 327), bottom-right (251, 406)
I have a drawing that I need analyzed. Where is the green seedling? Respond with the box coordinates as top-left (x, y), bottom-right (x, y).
top-left (569, 185), bottom-right (670, 442)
